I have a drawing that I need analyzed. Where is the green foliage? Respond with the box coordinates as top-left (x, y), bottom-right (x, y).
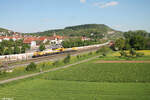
top-left (14, 45), bottom-right (20, 54)
top-left (0, 28), bottom-right (10, 33)
top-left (39, 43), bottom-right (46, 51)
top-left (21, 45), bottom-right (26, 53)
top-left (4, 47), bottom-right (12, 55)
top-left (26, 24), bottom-right (122, 39)
top-left (136, 52), bottom-right (144, 57)
top-left (97, 46), bottom-right (111, 56)
top-left (62, 38), bottom-right (100, 48)
top-left (52, 60), bottom-right (60, 66)
top-left (122, 30), bottom-right (150, 50)
top-left (63, 54), bottom-right (71, 64)
top-left (119, 50), bottom-right (127, 57)
top-left (0, 79), bottom-right (149, 100)
top-left (0, 40), bottom-right (29, 55)
top-left (115, 38), bottom-right (125, 50)
top-left (40, 60), bottom-right (150, 82)
top-left (76, 55), bottom-right (81, 59)
top-left (129, 48), bottom-right (136, 56)
top-left (0, 71), bottom-right (3, 75)
top-left (88, 52), bottom-right (93, 56)
top-left (26, 62), bottom-right (37, 71)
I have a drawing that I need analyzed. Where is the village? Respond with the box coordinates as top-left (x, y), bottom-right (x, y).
top-left (0, 31), bottom-right (91, 50)
top-left (0, 31), bottom-right (97, 62)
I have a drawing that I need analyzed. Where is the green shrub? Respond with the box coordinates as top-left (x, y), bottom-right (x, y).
top-left (96, 50), bottom-right (100, 54)
top-left (130, 48), bottom-right (136, 56)
top-left (102, 53), bottom-right (106, 56)
top-left (0, 70), bottom-right (3, 75)
top-left (119, 50), bottom-right (127, 57)
top-left (53, 60), bottom-right (60, 66)
top-left (136, 52), bottom-right (144, 57)
top-left (63, 54), bottom-right (71, 64)
top-left (39, 43), bottom-right (46, 51)
top-left (88, 52), bottom-right (93, 55)
top-left (76, 55), bottom-right (80, 59)
top-left (99, 46), bottom-right (111, 56)
top-left (26, 62), bottom-right (37, 71)
top-left (0, 70), bottom-right (6, 75)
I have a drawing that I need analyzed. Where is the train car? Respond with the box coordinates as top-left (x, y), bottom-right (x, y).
top-left (32, 47), bottom-right (78, 58)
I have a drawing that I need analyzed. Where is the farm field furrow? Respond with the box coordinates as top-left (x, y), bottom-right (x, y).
top-left (38, 60), bottom-right (150, 83)
top-left (0, 79), bottom-right (150, 100)
top-left (0, 57), bottom-right (150, 100)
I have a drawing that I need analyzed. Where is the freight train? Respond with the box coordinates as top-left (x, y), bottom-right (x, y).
top-left (32, 47), bottom-right (78, 58)
top-left (0, 41), bottom-right (110, 61)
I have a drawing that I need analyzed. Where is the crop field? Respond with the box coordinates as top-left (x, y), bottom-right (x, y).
top-left (38, 59), bottom-right (150, 82)
top-left (0, 56), bottom-right (150, 100)
top-left (0, 79), bottom-right (150, 100)
top-left (111, 50), bottom-right (150, 56)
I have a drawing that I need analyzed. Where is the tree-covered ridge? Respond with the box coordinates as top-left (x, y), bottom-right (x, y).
top-left (0, 28), bottom-right (10, 33)
top-left (28, 24), bottom-right (122, 39)
top-left (65, 24), bottom-right (111, 30)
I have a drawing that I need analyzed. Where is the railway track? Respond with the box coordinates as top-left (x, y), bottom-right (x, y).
top-left (6, 46), bottom-right (101, 69)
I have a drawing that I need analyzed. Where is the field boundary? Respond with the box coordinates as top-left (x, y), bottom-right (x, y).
top-left (97, 60), bottom-right (150, 63)
top-left (0, 56), bottom-right (99, 85)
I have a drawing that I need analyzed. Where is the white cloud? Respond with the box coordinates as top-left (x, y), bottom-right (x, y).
top-left (94, 1), bottom-right (119, 8)
top-left (112, 25), bottom-right (123, 28)
top-left (80, 0), bottom-right (86, 3)
top-left (111, 25), bottom-right (132, 32)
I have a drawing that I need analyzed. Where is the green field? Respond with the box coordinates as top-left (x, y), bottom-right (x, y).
top-left (0, 79), bottom-right (150, 100)
top-left (0, 56), bottom-right (150, 100)
top-left (38, 60), bottom-right (150, 82)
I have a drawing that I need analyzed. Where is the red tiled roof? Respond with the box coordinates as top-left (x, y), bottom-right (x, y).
top-left (23, 37), bottom-right (38, 44)
top-left (38, 36), bottom-right (47, 41)
top-left (47, 35), bottom-right (63, 40)
top-left (0, 36), bottom-right (22, 40)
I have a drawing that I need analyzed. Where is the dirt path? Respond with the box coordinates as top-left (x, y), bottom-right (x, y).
top-left (0, 56), bottom-right (98, 85)
top-left (97, 60), bottom-right (150, 63)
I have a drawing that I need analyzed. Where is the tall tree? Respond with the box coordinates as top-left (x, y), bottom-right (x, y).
top-left (39, 43), bottom-right (46, 51)
top-left (115, 38), bottom-right (125, 50)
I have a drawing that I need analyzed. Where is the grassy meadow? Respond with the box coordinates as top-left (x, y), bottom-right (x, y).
top-left (38, 60), bottom-right (150, 82)
top-left (0, 79), bottom-right (150, 100)
top-left (0, 51), bottom-right (98, 81)
top-left (0, 54), bottom-right (150, 100)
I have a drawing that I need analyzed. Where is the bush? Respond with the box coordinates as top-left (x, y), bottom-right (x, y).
top-left (42, 63), bottom-right (46, 68)
top-left (0, 70), bottom-right (6, 75)
top-left (63, 54), bottom-right (71, 64)
top-left (88, 52), bottom-right (93, 56)
top-left (99, 46), bottom-right (111, 56)
top-left (129, 48), bottom-right (136, 56)
top-left (0, 70), bottom-right (3, 75)
top-left (136, 52), bottom-right (144, 57)
top-left (102, 53), bottom-right (106, 56)
top-left (52, 60), bottom-right (60, 66)
top-left (26, 62), bottom-right (37, 71)
top-left (39, 44), bottom-right (46, 51)
top-left (119, 50), bottom-right (127, 57)
top-left (76, 55), bottom-right (80, 59)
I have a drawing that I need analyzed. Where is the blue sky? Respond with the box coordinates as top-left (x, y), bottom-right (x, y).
top-left (0, 0), bottom-right (150, 33)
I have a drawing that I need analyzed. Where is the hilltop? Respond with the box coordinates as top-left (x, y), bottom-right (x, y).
top-left (0, 28), bottom-right (10, 33)
top-left (30, 24), bottom-right (123, 39)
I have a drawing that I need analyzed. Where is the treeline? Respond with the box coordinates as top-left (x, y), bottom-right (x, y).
top-left (0, 39), bottom-right (30, 55)
top-left (62, 38), bottom-right (100, 48)
top-left (114, 30), bottom-right (150, 50)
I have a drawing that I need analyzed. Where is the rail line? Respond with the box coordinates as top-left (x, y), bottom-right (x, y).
top-left (6, 46), bottom-right (100, 69)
